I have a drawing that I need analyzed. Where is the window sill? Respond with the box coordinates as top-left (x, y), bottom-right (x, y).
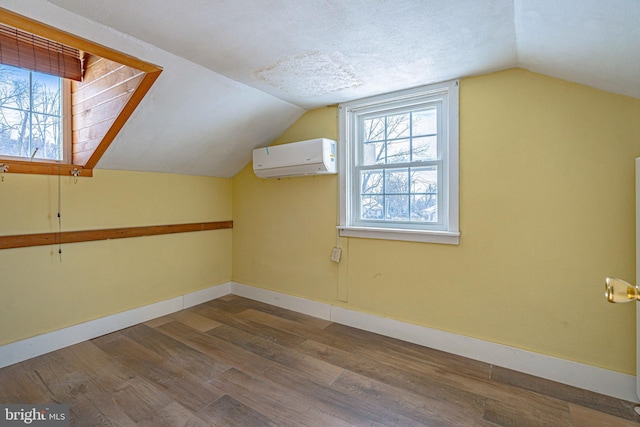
top-left (338, 226), bottom-right (460, 245)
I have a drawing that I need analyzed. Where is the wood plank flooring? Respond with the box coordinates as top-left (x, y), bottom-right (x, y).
top-left (1, 295), bottom-right (639, 426)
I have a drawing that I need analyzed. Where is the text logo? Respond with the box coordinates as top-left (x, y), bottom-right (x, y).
top-left (0, 405), bottom-right (68, 426)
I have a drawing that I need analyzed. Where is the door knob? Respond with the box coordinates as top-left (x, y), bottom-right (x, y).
top-left (605, 277), bottom-right (639, 303)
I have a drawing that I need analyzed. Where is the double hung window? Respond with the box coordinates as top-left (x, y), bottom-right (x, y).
top-left (339, 80), bottom-right (459, 244)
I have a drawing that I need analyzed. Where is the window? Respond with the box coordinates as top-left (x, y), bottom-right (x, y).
top-left (339, 80), bottom-right (459, 244)
top-left (0, 10), bottom-right (162, 176)
top-left (0, 64), bottom-right (68, 162)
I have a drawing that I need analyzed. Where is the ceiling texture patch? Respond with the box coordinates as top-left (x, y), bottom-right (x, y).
top-left (253, 51), bottom-right (363, 98)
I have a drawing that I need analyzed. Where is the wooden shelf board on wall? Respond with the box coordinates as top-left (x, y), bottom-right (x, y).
top-left (0, 221), bottom-right (233, 250)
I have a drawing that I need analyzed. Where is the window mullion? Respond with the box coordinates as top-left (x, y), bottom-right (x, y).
top-left (28, 70), bottom-right (33, 159)
top-left (358, 161), bottom-right (439, 171)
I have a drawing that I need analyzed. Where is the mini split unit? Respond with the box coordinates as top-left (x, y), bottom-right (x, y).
top-left (252, 138), bottom-right (337, 178)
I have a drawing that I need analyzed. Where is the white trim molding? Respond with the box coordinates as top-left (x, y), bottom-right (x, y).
top-left (329, 305), bottom-right (636, 403)
top-left (0, 281), bottom-right (634, 403)
top-left (338, 226), bottom-right (460, 245)
top-left (231, 282), bottom-right (331, 320)
top-left (228, 283), bottom-right (636, 402)
top-left (0, 282), bottom-right (232, 369)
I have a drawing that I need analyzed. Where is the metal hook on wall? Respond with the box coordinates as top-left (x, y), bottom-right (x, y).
top-left (70, 168), bottom-right (81, 184)
top-left (0, 163), bottom-right (8, 182)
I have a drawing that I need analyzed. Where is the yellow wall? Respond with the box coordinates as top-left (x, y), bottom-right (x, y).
top-left (232, 69), bottom-right (640, 374)
top-left (0, 169), bottom-right (232, 345)
top-left (233, 107), bottom-right (340, 302)
top-left (3, 68), bottom-right (639, 375)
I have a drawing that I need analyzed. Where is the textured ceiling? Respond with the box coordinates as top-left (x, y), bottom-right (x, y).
top-left (516, 0), bottom-right (640, 99)
top-left (45, 0), bottom-right (519, 109)
top-left (1, 0), bottom-right (638, 177)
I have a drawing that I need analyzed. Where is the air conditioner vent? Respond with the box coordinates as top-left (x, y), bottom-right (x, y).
top-left (253, 138), bottom-right (337, 178)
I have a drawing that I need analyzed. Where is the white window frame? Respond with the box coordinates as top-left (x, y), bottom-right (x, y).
top-left (338, 80), bottom-right (459, 245)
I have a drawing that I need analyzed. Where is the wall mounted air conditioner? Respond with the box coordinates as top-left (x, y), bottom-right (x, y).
top-left (252, 138), bottom-right (337, 178)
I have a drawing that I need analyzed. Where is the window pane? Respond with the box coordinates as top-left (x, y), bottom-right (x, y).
top-left (32, 113), bottom-right (61, 160)
top-left (360, 170), bottom-right (383, 194)
top-left (361, 195), bottom-right (384, 220)
top-left (410, 166), bottom-right (438, 193)
top-left (0, 65), bottom-right (30, 110)
top-left (412, 136), bottom-right (437, 161)
top-left (363, 116), bottom-right (385, 142)
top-left (362, 141), bottom-right (385, 165)
top-left (385, 195), bottom-right (409, 221)
top-left (385, 168), bottom-right (409, 194)
top-left (0, 107), bottom-right (29, 157)
top-left (0, 65), bottom-right (63, 161)
top-left (386, 113), bottom-right (410, 139)
top-left (412, 108), bottom-right (437, 136)
top-left (387, 138), bottom-right (410, 164)
top-left (411, 195), bottom-right (438, 222)
top-left (32, 72), bottom-right (61, 114)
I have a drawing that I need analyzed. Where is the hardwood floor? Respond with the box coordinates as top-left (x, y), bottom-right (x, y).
top-left (1, 295), bottom-right (639, 426)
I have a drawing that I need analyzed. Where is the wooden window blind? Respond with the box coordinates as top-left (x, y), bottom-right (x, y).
top-left (0, 22), bottom-right (83, 81)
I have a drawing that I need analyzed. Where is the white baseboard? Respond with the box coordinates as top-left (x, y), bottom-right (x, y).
top-left (229, 282), bottom-right (637, 402)
top-left (231, 282), bottom-right (332, 320)
top-left (0, 282), bottom-right (232, 369)
top-left (1, 281), bottom-right (635, 402)
top-left (183, 282), bottom-right (231, 308)
top-left (330, 306), bottom-right (637, 403)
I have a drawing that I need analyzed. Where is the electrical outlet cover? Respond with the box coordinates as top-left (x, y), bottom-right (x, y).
top-left (330, 247), bottom-right (342, 263)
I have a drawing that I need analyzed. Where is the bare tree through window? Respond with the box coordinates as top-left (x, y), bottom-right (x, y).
top-left (359, 108), bottom-right (439, 223)
top-left (0, 64), bottom-right (62, 161)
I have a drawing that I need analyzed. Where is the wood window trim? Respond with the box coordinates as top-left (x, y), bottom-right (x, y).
top-left (0, 8), bottom-right (162, 177)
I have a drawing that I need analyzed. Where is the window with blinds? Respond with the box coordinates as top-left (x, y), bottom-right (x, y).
top-left (0, 9), bottom-right (162, 176)
top-left (0, 23), bottom-right (79, 162)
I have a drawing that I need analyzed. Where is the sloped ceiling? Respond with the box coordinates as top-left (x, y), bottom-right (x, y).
top-left (2, 0), bottom-right (638, 177)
